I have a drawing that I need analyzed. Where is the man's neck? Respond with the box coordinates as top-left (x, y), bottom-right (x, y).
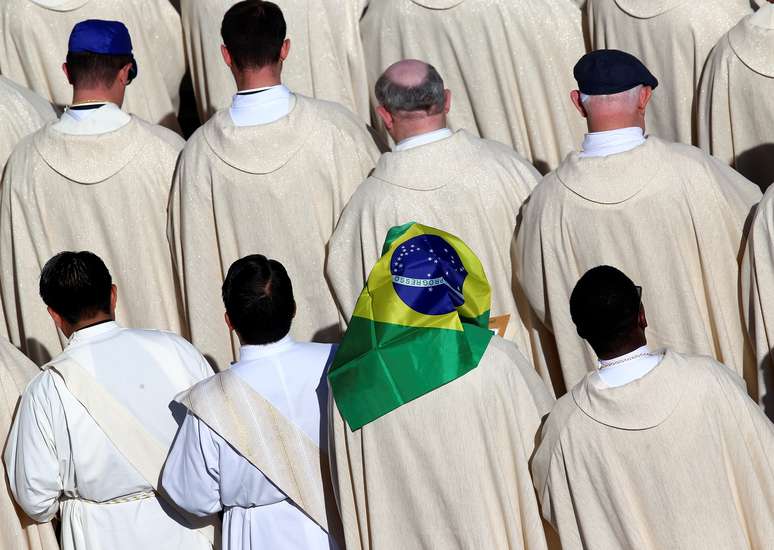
top-left (64, 314), bottom-right (114, 338)
top-left (234, 67), bottom-right (282, 93)
top-left (391, 120), bottom-right (446, 144)
top-left (71, 88), bottom-right (122, 107)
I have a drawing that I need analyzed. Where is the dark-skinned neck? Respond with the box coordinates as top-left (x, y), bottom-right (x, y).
top-left (595, 334), bottom-right (647, 361)
top-left (63, 313), bottom-right (114, 339)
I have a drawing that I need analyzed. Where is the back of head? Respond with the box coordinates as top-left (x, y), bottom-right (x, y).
top-left (39, 251), bottom-right (113, 325)
top-left (222, 254), bottom-right (295, 345)
top-left (221, 0), bottom-right (286, 71)
top-left (66, 19), bottom-right (136, 89)
top-left (570, 265), bottom-right (641, 357)
top-left (375, 60), bottom-right (445, 117)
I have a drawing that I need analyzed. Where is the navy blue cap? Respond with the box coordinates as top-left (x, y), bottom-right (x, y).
top-left (68, 20), bottom-right (137, 81)
top-left (574, 49), bottom-right (658, 95)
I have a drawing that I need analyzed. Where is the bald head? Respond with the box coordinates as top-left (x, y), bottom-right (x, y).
top-left (375, 59), bottom-right (446, 115)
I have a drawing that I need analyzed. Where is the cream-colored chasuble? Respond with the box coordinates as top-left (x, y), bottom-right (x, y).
top-left (0, 338), bottom-right (58, 550)
top-left (517, 137), bottom-right (761, 396)
top-left (179, 368), bottom-right (342, 542)
top-left (587, 0), bottom-right (754, 145)
top-left (0, 76), bottom-right (56, 168)
top-left (330, 336), bottom-right (554, 549)
top-left (360, 0), bottom-right (586, 173)
top-left (698, 8), bottom-right (774, 190)
top-left (0, 0), bottom-right (185, 132)
top-left (326, 130), bottom-right (563, 390)
top-left (180, 0), bottom-right (369, 123)
top-left (169, 96), bottom-right (378, 372)
top-left (0, 117), bottom-right (186, 365)
top-left (533, 351), bottom-right (774, 549)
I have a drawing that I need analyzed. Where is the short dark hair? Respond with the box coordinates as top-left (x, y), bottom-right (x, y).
top-left (569, 265), bottom-right (641, 356)
top-left (65, 51), bottom-right (134, 88)
top-left (39, 251), bottom-right (113, 325)
top-left (221, 0), bottom-right (286, 71)
top-left (375, 63), bottom-right (445, 114)
top-left (222, 254), bottom-right (295, 345)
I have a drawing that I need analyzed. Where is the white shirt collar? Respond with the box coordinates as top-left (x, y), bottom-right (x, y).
top-left (229, 84), bottom-right (292, 127)
top-left (579, 126), bottom-right (646, 158)
top-left (238, 334), bottom-right (296, 362)
top-left (67, 320), bottom-right (120, 347)
top-left (53, 102), bottom-right (131, 136)
top-left (595, 344), bottom-right (664, 388)
top-left (395, 128), bottom-right (453, 152)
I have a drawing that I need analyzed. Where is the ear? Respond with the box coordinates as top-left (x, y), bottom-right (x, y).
top-left (221, 44), bottom-right (233, 69)
top-left (224, 312), bottom-right (234, 332)
top-left (109, 284), bottom-right (118, 312)
top-left (638, 305), bottom-right (648, 330)
top-left (570, 90), bottom-right (587, 118)
top-left (376, 105), bottom-right (394, 131)
top-left (638, 86), bottom-right (653, 113)
top-left (443, 89), bottom-right (451, 114)
top-left (62, 62), bottom-right (73, 85)
top-left (292, 301), bottom-right (297, 320)
top-left (117, 63), bottom-right (132, 86)
top-left (47, 306), bottom-right (65, 332)
top-left (279, 38), bottom-right (290, 62)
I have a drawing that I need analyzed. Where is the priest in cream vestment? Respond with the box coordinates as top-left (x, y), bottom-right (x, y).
top-left (170, 1), bottom-right (378, 371)
top-left (533, 266), bottom-right (774, 549)
top-left (328, 224), bottom-right (554, 549)
top-left (360, 0), bottom-right (586, 173)
top-left (587, 0), bottom-right (757, 145)
top-left (517, 50), bottom-right (762, 396)
top-left (327, 60), bottom-right (561, 389)
top-left (163, 255), bottom-right (342, 550)
top-left (180, 0), bottom-right (369, 122)
top-left (698, 4), bottom-right (774, 190)
top-left (0, 20), bottom-right (186, 365)
top-left (0, 0), bottom-right (185, 132)
top-left (0, 337), bottom-right (58, 550)
top-left (0, 76), bottom-right (56, 170)
top-left (5, 252), bottom-right (215, 550)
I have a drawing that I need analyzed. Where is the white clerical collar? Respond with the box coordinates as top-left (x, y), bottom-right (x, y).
top-left (53, 102), bottom-right (131, 136)
top-left (238, 334), bottom-right (296, 362)
top-left (395, 128), bottom-right (453, 152)
top-left (229, 84), bottom-right (292, 127)
top-left (579, 126), bottom-right (646, 158)
top-left (595, 345), bottom-right (664, 388)
top-left (67, 320), bottom-right (120, 347)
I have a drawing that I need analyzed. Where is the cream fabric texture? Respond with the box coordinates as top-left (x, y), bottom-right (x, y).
top-left (698, 10), bottom-right (774, 189)
top-left (0, 117), bottom-right (186, 365)
top-left (180, 0), bottom-right (369, 123)
top-left (533, 350), bottom-right (774, 549)
top-left (517, 138), bottom-right (761, 396)
top-left (587, 0), bottom-right (754, 145)
top-left (326, 130), bottom-right (562, 389)
top-left (0, 0), bottom-right (185, 132)
top-left (169, 95), bottom-right (379, 372)
top-left (330, 336), bottom-right (554, 550)
top-left (360, 0), bottom-right (586, 173)
top-left (0, 337), bottom-right (58, 550)
top-left (0, 76), bottom-right (56, 169)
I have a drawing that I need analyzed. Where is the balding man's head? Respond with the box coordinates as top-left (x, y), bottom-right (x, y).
top-left (375, 60), bottom-right (446, 116)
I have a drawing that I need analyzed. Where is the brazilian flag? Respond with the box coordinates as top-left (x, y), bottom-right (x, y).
top-left (329, 222), bottom-right (494, 430)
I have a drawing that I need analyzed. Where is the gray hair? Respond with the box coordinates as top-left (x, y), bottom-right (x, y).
top-left (375, 63), bottom-right (445, 114)
top-left (580, 85), bottom-right (643, 109)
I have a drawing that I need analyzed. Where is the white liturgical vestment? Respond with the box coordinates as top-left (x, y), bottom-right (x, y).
top-left (0, 0), bottom-right (185, 132)
top-left (4, 322), bottom-right (214, 550)
top-left (163, 336), bottom-right (338, 550)
top-left (533, 350), bottom-right (774, 549)
top-left (169, 92), bottom-right (379, 371)
top-left (180, 0), bottom-right (369, 123)
top-left (517, 137), bottom-right (761, 396)
top-left (0, 75), bottom-right (56, 169)
top-left (360, 0), bottom-right (586, 173)
top-left (587, 0), bottom-right (755, 145)
top-left (0, 337), bottom-right (58, 550)
top-left (326, 129), bottom-right (558, 387)
top-left (0, 105), bottom-right (186, 365)
top-left (698, 5), bottom-right (774, 190)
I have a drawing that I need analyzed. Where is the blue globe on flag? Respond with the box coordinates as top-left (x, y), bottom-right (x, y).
top-left (390, 234), bottom-right (467, 315)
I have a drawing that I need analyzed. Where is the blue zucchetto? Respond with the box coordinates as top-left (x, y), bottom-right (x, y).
top-left (68, 20), bottom-right (138, 81)
top-left (573, 49), bottom-right (658, 95)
